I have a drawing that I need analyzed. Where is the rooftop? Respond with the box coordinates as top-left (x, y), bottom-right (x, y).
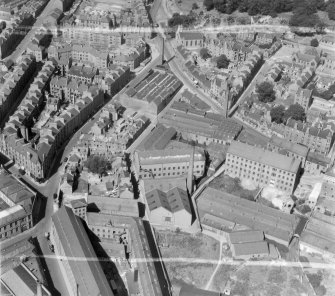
top-left (0, 263), bottom-right (51, 296)
top-left (87, 195), bottom-right (139, 217)
top-left (146, 187), bottom-right (191, 214)
top-left (197, 187), bottom-right (302, 244)
top-left (51, 206), bottom-right (114, 296)
top-left (268, 135), bottom-right (309, 157)
top-left (138, 148), bottom-right (205, 165)
top-left (228, 141), bottom-right (301, 173)
top-left (231, 241), bottom-right (269, 257)
top-left (228, 230), bottom-right (264, 244)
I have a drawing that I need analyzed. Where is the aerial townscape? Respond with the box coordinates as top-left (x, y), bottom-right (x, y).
top-left (0, 0), bottom-right (335, 295)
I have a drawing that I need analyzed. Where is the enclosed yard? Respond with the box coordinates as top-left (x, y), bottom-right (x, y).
top-left (209, 174), bottom-right (259, 201)
top-left (156, 230), bottom-right (220, 289)
top-left (216, 265), bottom-right (315, 296)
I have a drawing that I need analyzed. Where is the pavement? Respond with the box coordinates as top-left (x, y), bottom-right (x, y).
top-left (7, 0), bottom-right (63, 62)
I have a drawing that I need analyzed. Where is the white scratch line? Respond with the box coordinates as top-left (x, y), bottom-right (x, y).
top-left (25, 254), bottom-right (335, 269)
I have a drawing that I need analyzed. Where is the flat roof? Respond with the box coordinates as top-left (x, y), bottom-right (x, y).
top-left (228, 141), bottom-right (301, 173)
top-left (51, 206), bottom-right (114, 296)
top-left (197, 187), bottom-right (300, 243)
top-left (87, 195), bottom-right (139, 217)
top-left (138, 148), bottom-right (205, 165)
top-left (143, 176), bottom-right (187, 192)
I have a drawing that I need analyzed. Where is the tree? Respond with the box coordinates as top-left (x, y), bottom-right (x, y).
top-left (85, 155), bottom-right (108, 174)
top-left (192, 3), bottom-right (199, 10)
top-left (270, 105), bottom-right (285, 123)
top-left (306, 271), bottom-right (323, 289)
top-left (216, 54), bottom-right (230, 69)
top-left (0, 21), bottom-right (6, 30)
top-left (203, 0), bottom-right (214, 10)
top-left (200, 48), bottom-right (211, 60)
top-left (327, 0), bottom-right (335, 20)
top-left (310, 38), bottom-right (319, 47)
top-left (284, 103), bottom-right (306, 122)
top-left (256, 81), bottom-right (276, 103)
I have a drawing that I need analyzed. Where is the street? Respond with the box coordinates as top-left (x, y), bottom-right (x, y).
top-left (7, 0), bottom-right (63, 62)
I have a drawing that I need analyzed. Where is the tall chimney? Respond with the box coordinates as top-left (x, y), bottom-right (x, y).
top-left (161, 36), bottom-right (165, 65)
top-left (187, 143), bottom-right (195, 195)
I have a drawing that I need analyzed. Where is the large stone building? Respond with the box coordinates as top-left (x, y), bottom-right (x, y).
top-left (134, 148), bottom-right (205, 180)
top-left (121, 67), bottom-right (182, 115)
top-left (51, 206), bottom-right (114, 296)
top-left (160, 101), bottom-right (242, 145)
top-left (226, 141), bottom-right (301, 194)
top-left (197, 187), bottom-right (304, 246)
top-left (145, 187), bottom-right (192, 228)
top-left (176, 27), bottom-right (204, 50)
top-left (0, 170), bottom-right (36, 241)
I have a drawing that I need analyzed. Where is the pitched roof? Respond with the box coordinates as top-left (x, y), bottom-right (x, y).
top-left (231, 241), bottom-right (269, 257)
top-left (197, 187), bottom-right (302, 243)
top-left (179, 31), bottom-right (203, 41)
top-left (51, 206), bottom-right (114, 296)
top-left (228, 230), bottom-right (264, 244)
top-left (227, 141), bottom-right (301, 173)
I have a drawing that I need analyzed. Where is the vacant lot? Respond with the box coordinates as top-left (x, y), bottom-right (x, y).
top-left (156, 230), bottom-right (220, 260)
top-left (156, 230), bottom-right (220, 289)
top-left (209, 174), bottom-right (258, 200)
top-left (227, 265), bottom-right (314, 296)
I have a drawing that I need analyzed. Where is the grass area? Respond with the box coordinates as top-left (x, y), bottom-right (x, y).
top-left (173, 0), bottom-right (204, 14)
top-left (209, 174), bottom-right (258, 200)
top-left (228, 266), bottom-right (313, 296)
top-left (211, 263), bottom-right (238, 291)
top-left (156, 230), bottom-right (220, 290)
top-left (156, 230), bottom-right (220, 260)
top-left (165, 262), bottom-right (216, 289)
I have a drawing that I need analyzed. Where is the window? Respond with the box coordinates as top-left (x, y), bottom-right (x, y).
top-left (165, 217), bottom-right (171, 222)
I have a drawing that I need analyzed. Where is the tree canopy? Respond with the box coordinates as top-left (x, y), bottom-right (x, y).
top-left (283, 103), bottom-right (306, 122)
top-left (327, 0), bottom-right (335, 20)
top-left (204, 0), bottom-right (294, 15)
top-left (310, 38), bottom-right (319, 47)
top-left (256, 81), bottom-right (276, 103)
top-left (201, 0), bottom-right (333, 21)
top-left (85, 155), bottom-right (109, 174)
top-left (200, 48), bottom-right (211, 60)
top-left (270, 105), bottom-right (286, 123)
top-left (216, 54), bottom-right (230, 69)
top-left (168, 12), bottom-right (196, 27)
top-left (289, 0), bottom-right (325, 28)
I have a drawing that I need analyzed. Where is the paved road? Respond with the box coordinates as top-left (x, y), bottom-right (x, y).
top-left (228, 60), bottom-right (271, 116)
top-left (164, 40), bottom-right (225, 114)
top-left (8, 0), bottom-right (63, 62)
